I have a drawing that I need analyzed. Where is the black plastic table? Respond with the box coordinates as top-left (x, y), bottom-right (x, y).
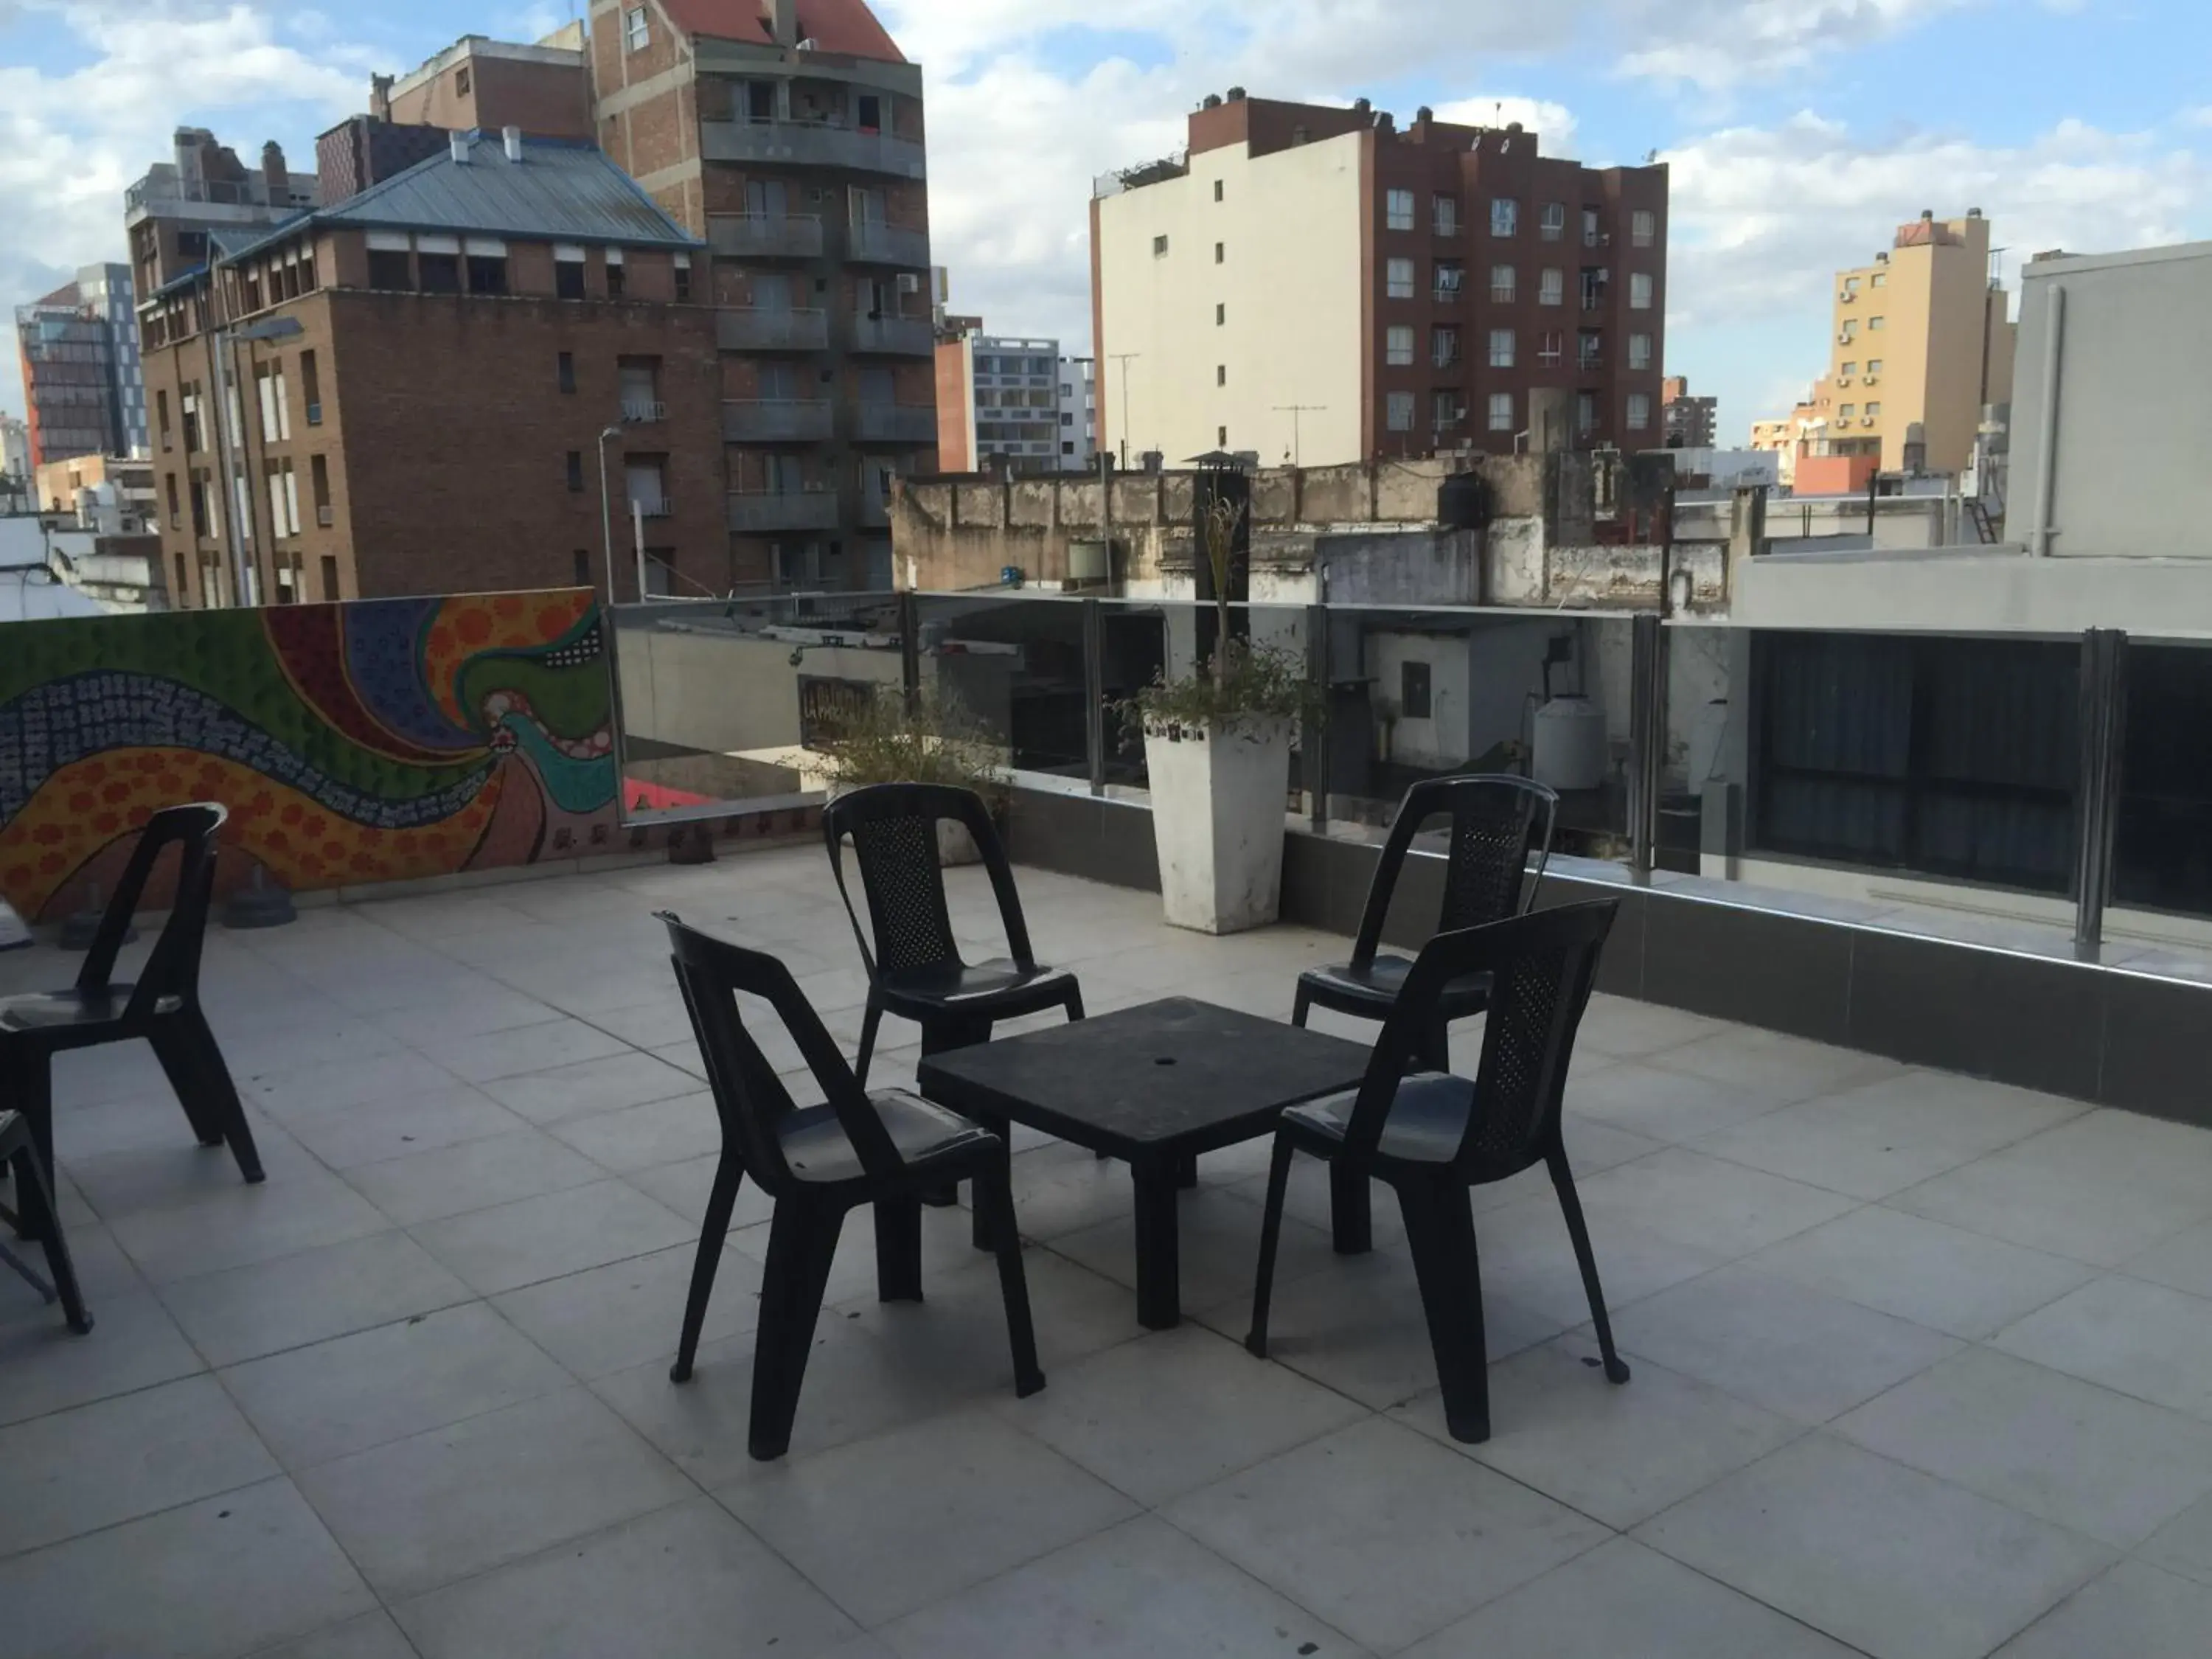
top-left (917, 997), bottom-right (1377, 1329)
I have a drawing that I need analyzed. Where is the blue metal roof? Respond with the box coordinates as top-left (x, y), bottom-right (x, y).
top-left (223, 133), bottom-right (702, 264)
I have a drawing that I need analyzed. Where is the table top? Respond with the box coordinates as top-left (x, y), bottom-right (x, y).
top-left (916, 996), bottom-right (1377, 1161)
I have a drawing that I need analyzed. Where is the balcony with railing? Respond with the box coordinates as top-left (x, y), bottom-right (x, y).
top-left (717, 307), bottom-right (830, 352)
top-left (723, 399), bottom-right (833, 442)
top-left (620, 399), bottom-right (667, 425)
top-left (700, 116), bottom-right (927, 178)
top-left (727, 488), bottom-right (841, 532)
top-left (706, 212), bottom-right (826, 260)
top-left (849, 313), bottom-right (933, 356)
top-left (852, 403), bottom-right (936, 443)
top-left (844, 219), bottom-right (931, 268)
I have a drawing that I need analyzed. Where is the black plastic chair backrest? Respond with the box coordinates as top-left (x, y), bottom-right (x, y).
top-left (657, 912), bottom-right (903, 1194)
top-left (1346, 775), bottom-right (1557, 973)
top-left (77, 801), bottom-right (227, 1022)
top-left (1342, 899), bottom-right (1618, 1173)
top-left (821, 783), bottom-right (1037, 982)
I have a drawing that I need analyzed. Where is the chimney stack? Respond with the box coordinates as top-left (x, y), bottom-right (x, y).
top-left (771, 0), bottom-right (798, 46)
top-left (369, 73), bottom-right (394, 122)
top-left (503, 125), bottom-right (523, 162)
top-left (451, 131), bottom-right (470, 164)
top-left (261, 141), bottom-right (288, 201)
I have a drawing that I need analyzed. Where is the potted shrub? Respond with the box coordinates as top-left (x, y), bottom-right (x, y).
top-left (816, 686), bottom-right (1008, 865)
top-left (1128, 496), bottom-right (1314, 933)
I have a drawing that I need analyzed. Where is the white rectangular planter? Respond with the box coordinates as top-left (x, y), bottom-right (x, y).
top-left (1143, 716), bottom-right (1293, 934)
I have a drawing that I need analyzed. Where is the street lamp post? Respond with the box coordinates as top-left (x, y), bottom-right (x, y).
top-left (596, 425), bottom-right (623, 605)
top-left (1108, 352), bottom-right (1140, 470)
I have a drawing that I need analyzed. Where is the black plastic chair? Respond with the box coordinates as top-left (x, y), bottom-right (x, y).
top-left (0, 803), bottom-right (262, 1242)
top-left (1292, 775), bottom-right (1557, 1070)
top-left (656, 911), bottom-right (1043, 1461)
top-left (1249, 900), bottom-right (1628, 1444)
top-left (0, 1110), bottom-right (91, 1333)
top-left (824, 782), bottom-right (1084, 1087)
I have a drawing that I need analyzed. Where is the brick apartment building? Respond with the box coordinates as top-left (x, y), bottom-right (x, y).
top-left (1661, 375), bottom-right (1716, 448)
top-left (587, 0), bottom-right (936, 588)
top-left (136, 131), bottom-right (716, 607)
top-left (126, 129), bottom-right (321, 310)
top-left (1093, 94), bottom-right (1669, 467)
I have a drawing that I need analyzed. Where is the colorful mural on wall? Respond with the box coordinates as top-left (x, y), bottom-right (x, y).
top-left (0, 589), bottom-right (619, 921)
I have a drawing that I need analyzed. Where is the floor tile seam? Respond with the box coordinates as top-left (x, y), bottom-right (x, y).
top-left (0, 1462), bottom-right (289, 1567)
top-left (147, 1270), bottom-right (481, 1372)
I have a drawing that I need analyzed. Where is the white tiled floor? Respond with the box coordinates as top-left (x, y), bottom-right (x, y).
top-left (6, 845), bottom-right (2212, 1656)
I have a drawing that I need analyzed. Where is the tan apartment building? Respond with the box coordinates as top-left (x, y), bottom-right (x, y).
top-left (585, 0), bottom-right (936, 588)
top-left (1811, 209), bottom-right (2014, 473)
top-left (136, 131), bottom-right (719, 607)
top-left (1093, 94), bottom-right (1668, 469)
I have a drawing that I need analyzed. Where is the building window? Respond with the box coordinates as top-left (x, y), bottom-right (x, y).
top-left (1489, 264), bottom-right (1515, 302)
top-left (1400, 661), bottom-right (1432, 720)
top-left (1629, 332), bottom-right (1652, 370)
top-left (1386, 188), bottom-right (1415, 231)
top-left (674, 255), bottom-right (692, 302)
top-left (320, 554), bottom-right (339, 602)
top-left (624, 4), bottom-right (649, 50)
top-left (1839, 403), bottom-right (1856, 419)
top-left (1385, 391), bottom-right (1414, 431)
top-left (1538, 330), bottom-right (1562, 364)
top-left (366, 248), bottom-right (411, 290)
top-left (1489, 391), bottom-right (1514, 431)
top-left (1582, 206), bottom-right (1602, 247)
top-left (606, 256), bottom-right (625, 298)
top-left (1216, 364), bottom-right (1227, 386)
top-left (1866, 358), bottom-right (1883, 376)
top-left (1576, 391), bottom-right (1598, 434)
top-left (1540, 268), bottom-right (1564, 306)
top-left (1868, 315), bottom-right (1885, 330)
top-left (301, 351), bottom-right (320, 424)
top-left (550, 251), bottom-right (584, 300)
top-left (1386, 257), bottom-right (1415, 300)
top-left (1432, 326), bottom-right (1460, 368)
top-left (1217, 424), bottom-right (1228, 447)
top-left (173, 552), bottom-right (188, 605)
top-left (1627, 393), bottom-right (1651, 431)
top-left (467, 251), bottom-right (507, 296)
top-left (1152, 234), bottom-right (1169, 257)
top-left (156, 390), bottom-right (171, 450)
top-left (310, 454), bottom-right (330, 525)
top-left (1840, 360), bottom-right (1858, 378)
top-left (566, 451), bottom-right (585, 492)
top-left (1488, 327), bottom-right (1516, 368)
top-left (1216, 302), bottom-right (1225, 326)
top-left (1632, 209), bottom-right (1656, 248)
top-left (1540, 202), bottom-right (1565, 241)
top-left (1871, 271), bottom-right (1888, 288)
top-left (1433, 260), bottom-right (1464, 302)
top-left (1840, 319), bottom-right (1858, 341)
top-left (1489, 198), bottom-right (1518, 237)
top-left (1580, 267), bottom-right (1609, 308)
top-left (1386, 325), bottom-right (1414, 366)
top-left (164, 472), bottom-right (180, 529)
top-left (1843, 275), bottom-right (1862, 295)
top-left (1214, 241), bottom-right (1225, 264)
top-left (1630, 272), bottom-right (1654, 310)
top-left (557, 352), bottom-right (575, 394)
top-left (1214, 179), bottom-right (1224, 202)
top-left (1865, 401), bottom-right (1882, 417)
top-left (1431, 390), bottom-right (1461, 432)
top-left (574, 549), bottom-right (591, 587)
top-left (1578, 330), bottom-right (1602, 369)
top-left (455, 66), bottom-right (470, 97)
top-left (417, 250), bottom-right (461, 293)
top-left (1433, 195), bottom-right (1458, 236)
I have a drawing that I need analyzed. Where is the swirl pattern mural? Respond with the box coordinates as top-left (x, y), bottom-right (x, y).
top-left (0, 590), bottom-right (619, 921)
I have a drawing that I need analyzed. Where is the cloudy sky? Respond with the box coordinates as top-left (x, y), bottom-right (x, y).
top-left (4, 0), bottom-right (2206, 441)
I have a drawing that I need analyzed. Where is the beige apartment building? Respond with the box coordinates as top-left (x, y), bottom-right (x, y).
top-left (1093, 94), bottom-right (1668, 468)
top-left (1810, 209), bottom-right (2014, 474)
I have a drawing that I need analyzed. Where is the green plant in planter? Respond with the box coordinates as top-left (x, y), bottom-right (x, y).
top-left (1122, 493), bottom-right (1320, 742)
top-left (815, 685), bottom-right (1009, 810)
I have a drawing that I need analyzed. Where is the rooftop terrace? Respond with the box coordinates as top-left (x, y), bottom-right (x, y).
top-left (9, 846), bottom-right (2212, 1658)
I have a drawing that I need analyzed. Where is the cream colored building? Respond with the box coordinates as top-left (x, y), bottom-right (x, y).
top-left (1818, 210), bottom-right (2014, 474)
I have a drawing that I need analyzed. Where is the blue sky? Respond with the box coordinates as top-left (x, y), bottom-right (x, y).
top-left (4, 0), bottom-right (2207, 442)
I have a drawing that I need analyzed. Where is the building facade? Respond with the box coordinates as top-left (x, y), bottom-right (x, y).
top-left (15, 265), bottom-right (147, 470)
top-left (933, 333), bottom-right (1072, 475)
top-left (1060, 354), bottom-right (1097, 470)
top-left (587, 0), bottom-right (936, 590)
top-left (126, 130), bottom-right (321, 307)
top-left (380, 27), bottom-right (595, 139)
top-left (1806, 209), bottom-right (2014, 474)
top-left (1093, 94), bottom-right (1668, 468)
top-left (136, 131), bottom-right (717, 608)
top-left (1, 414), bottom-right (28, 486)
top-left (1660, 375), bottom-right (1715, 448)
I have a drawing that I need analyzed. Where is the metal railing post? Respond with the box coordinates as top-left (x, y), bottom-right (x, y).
top-left (1306, 603), bottom-right (1330, 833)
top-left (1627, 612), bottom-right (1666, 880)
top-left (897, 588), bottom-right (921, 714)
top-left (1082, 597), bottom-right (1106, 796)
top-left (2073, 627), bottom-right (2127, 960)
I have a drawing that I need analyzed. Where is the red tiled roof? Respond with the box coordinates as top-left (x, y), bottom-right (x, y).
top-left (655, 0), bottom-right (905, 63)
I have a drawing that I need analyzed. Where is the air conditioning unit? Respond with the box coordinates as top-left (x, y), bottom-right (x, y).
top-left (1840, 291), bottom-right (1856, 302)
top-left (1863, 375), bottom-right (1879, 386)
top-left (1837, 332), bottom-right (1853, 344)
top-left (897, 273), bottom-right (922, 293)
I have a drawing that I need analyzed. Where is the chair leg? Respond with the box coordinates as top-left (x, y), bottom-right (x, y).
top-left (1062, 984), bottom-right (1085, 1023)
top-left (853, 998), bottom-right (884, 1090)
top-left (669, 1153), bottom-right (745, 1382)
top-left (1549, 1147), bottom-right (1630, 1385)
top-left (1329, 1160), bottom-right (1373, 1256)
top-left (1291, 983), bottom-right (1312, 1028)
top-left (979, 1162), bottom-right (1044, 1397)
top-left (748, 1197), bottom-right (844, 1461)
top-left (1245, 1133), bottom-right (1295, 1357)
top-left (159, 1012), bottom-right (263, 1183)
top-left (1397, 1176), bottom-right (1492, 1444)
top-left (7, 1054), bottom-right (55, 1242)
top-left (917, 1014), bottom-right (989, 1209)
top-left (10, 1146), bottom-right (91, 1334)
top-left (874, 1194), bottom-right (923, 1302)
top-left (147, 1023), bottom-right (224, 1147)
top-left (970, 1114), bottom-right (1011, 1252)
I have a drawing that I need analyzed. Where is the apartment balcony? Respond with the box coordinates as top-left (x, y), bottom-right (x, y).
top-left (706, 212), bottom-right (825, 260)
top-left (629, 496), bottom-right (674, 520)
top-left (16, 585), bottom-right (2212, 1659)
top-left (852, 403), bottom-right (936, 444)
top-left (700, 116), bottom-right (927, 179)
top-left (723, 398), bottom-right (833, 442)
top-left (727, 488), bottom-right (840, 532)
top-left (620, 399), bottom-right (667, 425)
top-left (844, 220), bottom-right (931, 268)
top-left (850, 313), bottom-right (933, 356)
top-left (717, 307), bottom-right (829, 352)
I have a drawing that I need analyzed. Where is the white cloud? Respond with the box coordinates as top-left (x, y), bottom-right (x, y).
top-left (0, 2), bottom-right (370, 414)
top-left (1613, 0), bottom-right (1973, 91)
